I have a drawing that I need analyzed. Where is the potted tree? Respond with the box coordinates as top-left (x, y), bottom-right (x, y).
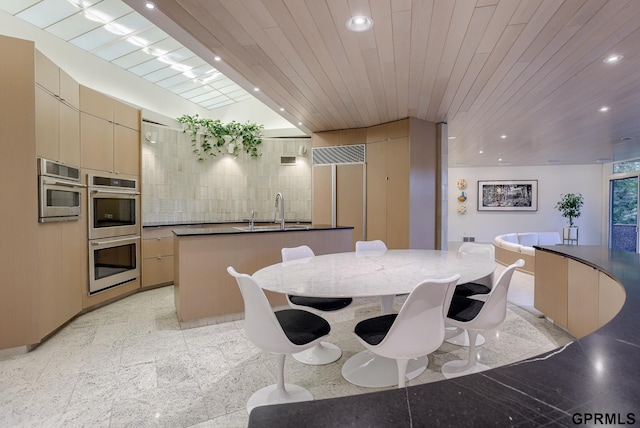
top-left (555, 193), bottom-right (584, 244)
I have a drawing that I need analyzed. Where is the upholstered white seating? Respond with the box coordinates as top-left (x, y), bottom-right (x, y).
top-left (227, 266), bottom-right (331, 413)
top-left (494, 232), bottom-right (561, 254)
top-left (282, 245), bottom-right (351, 365)
top-left (442, 259), bottom-right (525, 379)
top-left (493, 232), bottom-right (559, 274)
top-left (352, 275), bottom-right (461, 388)
top-left (445, 243), bottom-right (496, 347)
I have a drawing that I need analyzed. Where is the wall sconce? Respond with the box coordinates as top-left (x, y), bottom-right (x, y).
top-left (298, 146), bottom-right (308, 156)
top-left (145, 132), bottom-right (157, 144)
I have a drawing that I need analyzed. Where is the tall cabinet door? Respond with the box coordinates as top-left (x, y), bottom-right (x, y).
top-left (312, 163), bottom-right (364, 249)
top-left (386, 138), bottom-right (410, 249)
top-left (366, 138), bottom-right (410, 249)
top-left (366, 141), bottom-right (388, 243)
top-left (337, 163), bottom-right (364, 248)
top-left (312, 165), bottom-right (333, 225)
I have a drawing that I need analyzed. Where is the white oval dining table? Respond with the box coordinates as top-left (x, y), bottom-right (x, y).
top-left (252, 249), bottom-right (496, 388)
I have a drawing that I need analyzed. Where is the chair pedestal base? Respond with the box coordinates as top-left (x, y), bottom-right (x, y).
top-left (247, 383), bottom-right (313, 414)
top-left (441, 359), bottom-right (491, 379)
top-left (292, 341), bottom-right (341, 365)
top-left (444, 327), bottom-right (485, 346)
top-left (341, 350), bottom-right (427, 387)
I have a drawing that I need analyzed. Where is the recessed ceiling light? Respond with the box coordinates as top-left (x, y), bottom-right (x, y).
top-left (145, 2), bottom-right (155, 9)
top-left (346, 15), bottom-right (374, 32)
top-left (501, 135), bottom-right (507, 139)
top-left (478, 150), bottom-right (483, 154)
top-left (603, 54), bottom-right (623, 64)
top-left (298, 122), bottom-right (303, 126)
top-left (253, 87), bottom-right (259, 92)
top-left (280, 107), bottom-right (285, 111)
top-left (599, 106), bottom-right (610, 112)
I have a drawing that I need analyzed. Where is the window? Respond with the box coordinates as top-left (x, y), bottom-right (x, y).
top-left (613, 159), bottom-right (640, 174)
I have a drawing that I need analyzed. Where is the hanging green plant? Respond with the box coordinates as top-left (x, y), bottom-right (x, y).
top-left (177, 114), bottom-right (263, 160)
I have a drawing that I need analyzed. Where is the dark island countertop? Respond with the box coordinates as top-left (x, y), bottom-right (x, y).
top-left (249, 245), bottom-right (640, 427)
top-left (172, 224), bottom-right (353, 237)
top-left (143, 219), bottom-right (312, 228)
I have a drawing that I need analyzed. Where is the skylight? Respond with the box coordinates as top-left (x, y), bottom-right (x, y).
top-left (0, 0), bottom-right (252, 110)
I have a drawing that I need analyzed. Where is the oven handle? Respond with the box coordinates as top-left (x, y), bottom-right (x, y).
top-left (90, 189), bottom-right (140, 196)
top-left (42, 177), bottom-right (86, 188)
top-left (90, 236), bottom-right (141, 246)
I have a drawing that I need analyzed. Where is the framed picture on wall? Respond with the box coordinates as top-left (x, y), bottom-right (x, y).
top-left (478, 180), bottom-right (538, 211)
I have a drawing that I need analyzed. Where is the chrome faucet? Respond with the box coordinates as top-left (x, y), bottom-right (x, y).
top-left (275, 192), bottom-right (285, 230)
top-left (249, 209), bottom-right (255, 231)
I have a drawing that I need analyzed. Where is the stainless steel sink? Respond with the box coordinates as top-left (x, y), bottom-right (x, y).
top-left (232, 225), bottom-right (310, 232)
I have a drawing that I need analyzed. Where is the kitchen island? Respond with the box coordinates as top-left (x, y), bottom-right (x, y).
top-left (172, 224), bottom-right (353, 327)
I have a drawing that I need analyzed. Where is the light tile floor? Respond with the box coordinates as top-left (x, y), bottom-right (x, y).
top-left (0, 273), bottom-right (574, 428)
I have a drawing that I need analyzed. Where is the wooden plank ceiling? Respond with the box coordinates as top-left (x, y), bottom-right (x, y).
top-left (130, 0), bottom-right (640, 167)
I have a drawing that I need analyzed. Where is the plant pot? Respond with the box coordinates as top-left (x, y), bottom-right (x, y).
top-left (563, 227), bottom-right (579, 244)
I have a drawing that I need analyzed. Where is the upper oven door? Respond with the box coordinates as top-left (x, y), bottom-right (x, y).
top-left (39, 176), bottom-right (83, 222)
top-left (89, 188), bottom-right (140, 239)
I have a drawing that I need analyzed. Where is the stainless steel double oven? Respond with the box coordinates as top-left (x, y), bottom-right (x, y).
top-left (88, 174), bottom-right (141, 295)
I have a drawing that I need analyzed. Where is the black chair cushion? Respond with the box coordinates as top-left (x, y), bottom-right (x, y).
top-left (354, 314), bottom-right (398, 346)
top-left (453, 282), bottom-right (491, 297)
top-left (275, 309), bottom-right (331, 345)
top-left (288, 295), bottom-right (353, 312)
top-left (447, 295), bottom-right (484, 322)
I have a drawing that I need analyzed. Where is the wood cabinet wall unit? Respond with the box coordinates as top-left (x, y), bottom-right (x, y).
top-left (366, 137), bottom-right (410, 249)
top-left (35, 50), bottom-right (80, 166)
top-left (0, 36), bottom-right (40, 350)
top-left (312, 128), bottom-right (366, 147)
top-left (142, 227), bottom-right (175, 287)
top-left (312, 164), bottom-right (365, 248)
top-left (0, 36), bottom-right (143, 352)
top-left (367, 118), bottom-right (437, 249)
top-left (534, 249), bottom-right (626, 338)
top-left (80, 86), bottom-right (140, 175)
top-left (312, 118), bottom-right (439, 250)
top-left (37, 218), bottom-right (86, 339)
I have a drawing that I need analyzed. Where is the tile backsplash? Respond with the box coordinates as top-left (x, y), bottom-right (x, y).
top-left (142, 124), bottom-right (312, 225)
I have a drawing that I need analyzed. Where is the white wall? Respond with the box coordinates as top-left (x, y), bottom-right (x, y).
top-left (448, 164), bottom-right (604, 246)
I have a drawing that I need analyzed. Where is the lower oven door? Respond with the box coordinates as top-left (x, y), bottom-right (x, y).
top-left (89, 235), bottom-right (140, 295)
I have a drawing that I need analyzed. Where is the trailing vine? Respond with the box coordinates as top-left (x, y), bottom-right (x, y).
top-left (177, 114), bottom-right (263, 160)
